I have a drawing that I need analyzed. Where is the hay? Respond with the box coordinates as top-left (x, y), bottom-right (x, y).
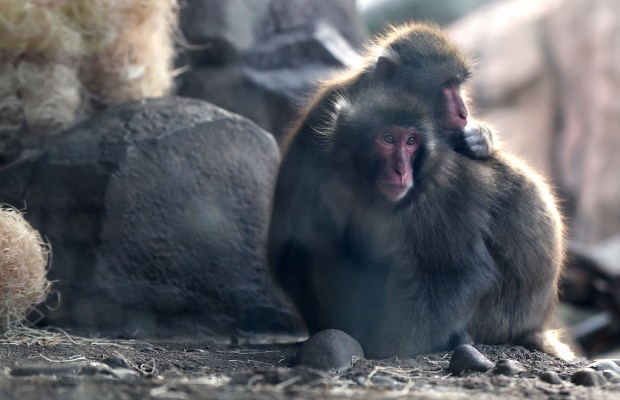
top-left (0, 63), bottom-right (23, 134)
top-left (79, 0), bottom-right (178, 103)
top-left (0, 0), bottom-right (178, 139)
top-left (0, 1), bottom-right (83, 60)
top-left (0, 206), bottom-right (50, 331)
top-left (17, 61), bottom-right (82, 134)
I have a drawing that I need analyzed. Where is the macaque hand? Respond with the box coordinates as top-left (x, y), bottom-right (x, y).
top-left (463, 122), bottom-right (495, 159)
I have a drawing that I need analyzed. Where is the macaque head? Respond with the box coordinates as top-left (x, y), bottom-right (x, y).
top-left (373, 125), bottom-right (421, 202)
top-left (330, 88), bottom-right (435, 205)
top-left (371, 23), bottom-right (471, 132)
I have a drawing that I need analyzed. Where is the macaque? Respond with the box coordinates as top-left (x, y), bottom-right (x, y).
top-left (268, 23), bottom-right (572, 359)
top-left (269, 83), bottom-right (569, 358)
top-left (281, 22), bottom-right (494, 161)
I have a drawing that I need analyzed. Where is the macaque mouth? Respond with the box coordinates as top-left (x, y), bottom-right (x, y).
top-left (377, 182), bottom-right (413, 202)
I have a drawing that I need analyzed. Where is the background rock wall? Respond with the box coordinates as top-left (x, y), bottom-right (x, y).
top-left (450, 0), bottom-right (620, 244)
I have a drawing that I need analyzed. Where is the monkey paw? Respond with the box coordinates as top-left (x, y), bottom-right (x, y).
top-left (463, 123), bottom-right (494, 159)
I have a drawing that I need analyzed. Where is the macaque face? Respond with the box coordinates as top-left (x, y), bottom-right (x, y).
top-left (373, 126), bottom-right (421, 202)
top-left (442, 79), bottom-right (468, 130)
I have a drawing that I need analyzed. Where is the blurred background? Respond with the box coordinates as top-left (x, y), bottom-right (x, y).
top-left (0, 0), bottom-right (618, 358)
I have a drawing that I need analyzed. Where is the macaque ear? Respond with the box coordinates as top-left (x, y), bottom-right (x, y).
top-left (375, 48), bottom-right (400, 79)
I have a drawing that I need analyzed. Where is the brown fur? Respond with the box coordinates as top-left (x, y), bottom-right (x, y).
top-left (268, 23), bottom-right (572, 360)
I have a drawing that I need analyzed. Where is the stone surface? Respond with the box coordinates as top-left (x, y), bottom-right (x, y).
top-left (179, 0), bottom-right (365, 62)
top-left (370, 375), bottom-right (398, 388)
top-left (539, 370), bottom-right (563, 384)
top-left (588, 360), bottom-right (620, 375)
top-left (296, 329), bottom-right (364, 373)
top-left (571, 368), bottom-right (606, 387)
top-left (494, 359), bottom-right (526, 376)
top-left (177, 0), bottom-right (366, 140)
top-left (363, 0), bottom-right (498, 33)
top-left (450, 0), bottom-right (620, 244)
top-left (602, 369), bottom-right (620, 383)
top-left (0, 96), bottom-right (303, 338)
top-left (448, 344), bottom-right (494, 374)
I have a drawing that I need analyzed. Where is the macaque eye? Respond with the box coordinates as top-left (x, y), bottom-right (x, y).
top-left (382, 134), bottom-right (395, 144)
top-left (406, 136), bottom-right (416, 146)
top-left (443, 78), bottom-right (457, 88)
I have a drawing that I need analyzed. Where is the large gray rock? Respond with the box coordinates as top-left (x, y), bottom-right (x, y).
top-left (362, 0), bottom-right (499, 33)
top-left (0, 97), bottom-right (304, 338)
top-left (179, 0), bottom-right (366, 64)
top-left (177, 0), bottom-right (366, 140)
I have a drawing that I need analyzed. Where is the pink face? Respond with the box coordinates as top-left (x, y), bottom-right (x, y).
top-left (374, 126), bottom-right (420, 203)
top-left (443, 80), bottom-right (468, 129)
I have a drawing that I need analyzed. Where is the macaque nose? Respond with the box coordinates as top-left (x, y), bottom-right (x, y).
top-left (394, 150), bottom-right (408, 177)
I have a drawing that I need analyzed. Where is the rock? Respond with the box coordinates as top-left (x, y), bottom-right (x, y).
top-left (539, 371), bottom-right (563, 385)
top-left (370, 375), bottom-right (398, 388)
top-left (450, 0), bottom-right (620, 244)
top-left (296, 329), bottom-right (364, 373)
top-left (588, 360), bottom-right (620, 375)
top-left (571, 368), bottom-right (606, 387)
top-left (353, 374), bottom-right (367, 385)
top-left (179, 0), bottom-right (365, 63)
top-left (363, 0), bottom-right (496, 33)
top-left (0, 97), bottom-right (304, 338)
top-left (102, 355), bottom-right (131, 369)
top-left (11, 362), bottom-right (113, 377)
top-left (493, 359), bottom-right (526, 376)
top-left (177, 0), bottom-right (366, 140)
top-left (448, 345), bottom-right (494, 374)
top-left (602, 370), bottom-right (620, 383)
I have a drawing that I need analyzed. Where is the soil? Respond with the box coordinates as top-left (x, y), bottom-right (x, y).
top-left (0, 331), bottom-right (618, 400)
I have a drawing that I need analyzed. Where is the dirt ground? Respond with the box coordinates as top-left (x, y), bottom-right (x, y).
top-left (0, 329), bottom-right (618, 400)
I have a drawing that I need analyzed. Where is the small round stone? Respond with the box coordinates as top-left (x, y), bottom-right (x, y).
top-left (371, 375), bottom-right (398, 388)
top-left (448, 344), bottom-right (494, 374)
top-left (602, 369), bottom-right (620, 383)
top-left (571, 368), bottom-right (606, 387)
top-left (588, 360), bottom-right (620, 375)
top-left (102, 355), bottom-right (131, 369)
top-left (494, 359), bottom-right (526, 376)
top-left (539, 371), bottom-right (563, 384)
top-left (296, 329), bottom-right (364, 373)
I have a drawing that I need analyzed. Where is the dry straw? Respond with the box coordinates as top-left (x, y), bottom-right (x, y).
top-left (0, 0), bottom-right (177, 137)
top-left (0, 206), bottom-right (50, 331)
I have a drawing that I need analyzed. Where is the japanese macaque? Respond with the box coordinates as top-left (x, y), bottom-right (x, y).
top-left (281, 22), bottom-right (494, 161)
top-left (269, 83), bottom-right (570, 359)
top-left (268, 23), bottom-right (572, 359)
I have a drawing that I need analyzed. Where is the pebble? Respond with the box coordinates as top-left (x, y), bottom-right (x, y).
top-left (11, 362), bottom-right (112, 377)
top-left (588, 359), bottom-right (620, 375)
top-left (602, 369), bottom-right (620, 383)
top-left (571, 368), bottom-right (606, 387)
top-left (296, 329), bottom-right (364, 373)
top-left (371, 375), bottom-right (398, 388)
top-left (354, 374), bottom-right (367, 386)
top-left (493, 359), bottom-right (526, 376)
top-left (102, 355), bottom-right (131, 369)
top-left (448, 344), bottom-right (494, 374)
top-left (539, 371), bottom-right (563, 385)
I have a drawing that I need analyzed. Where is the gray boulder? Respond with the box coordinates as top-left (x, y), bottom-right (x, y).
top-left (0, 96), bottom-right (304, 338)
top-left (177, 0), bottom-right (366, 140)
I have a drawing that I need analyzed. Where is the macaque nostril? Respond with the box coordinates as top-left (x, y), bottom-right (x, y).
top-left (459, 108), bottom-right (468, 120)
